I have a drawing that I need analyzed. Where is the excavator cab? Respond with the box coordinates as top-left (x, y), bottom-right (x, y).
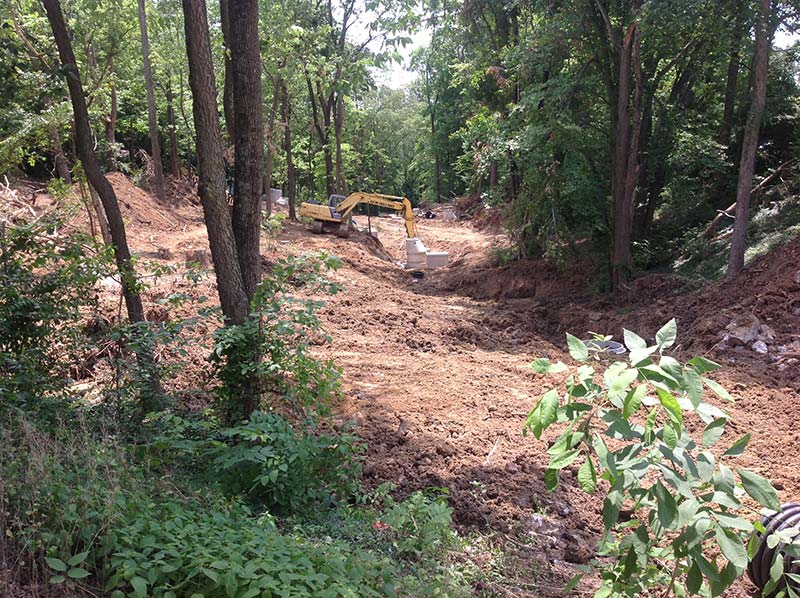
top-left (327, 194), bottom-right (346, 219)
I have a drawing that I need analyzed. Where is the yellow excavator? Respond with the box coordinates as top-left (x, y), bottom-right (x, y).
top-left (299, 192), bottom-right (418, 238)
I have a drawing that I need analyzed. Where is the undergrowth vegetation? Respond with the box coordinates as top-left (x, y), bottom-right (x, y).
top-left (0, 217), bottom-right (471, 597)
top-left (528, 322), bottom-right (789, 597)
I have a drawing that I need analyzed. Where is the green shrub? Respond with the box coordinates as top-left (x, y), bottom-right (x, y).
top-left (211, 253), bottom-right (343, 421)
top-left (0, 216), bottom-right (111, 416)
top-left (107, 498), bottom-right (396, 598)
top-left (1, 417), bottom-right (398, 598)
top-left (207, 412), bottom-right (364, 513)
top-left (147, 411), bottom-right (363, 514)
top-left (526, 320), bottom-right (782, 597)
top-left (379, 490), bottom-right (455, 561)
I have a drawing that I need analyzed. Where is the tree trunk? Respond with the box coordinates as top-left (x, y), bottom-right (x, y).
top-left (283, 83), bottom-right (296, 221)
top-left (137, 0), bottom-right (165, 201)
top-left (51, 130), bottom-right (71, 183)
top-left (431, 108), bottom-right (441, 201)
top-left (229, 0), bottom-right (264, 304)
top-left (181, 0), bottom-right (249, 326)
top-left (105, 58), bottom-right (117, 146)
top-left (45, 97), bottom-right (71, 184)
top-left (88, 182), bottom-right (112, 245)
top-left (220, 0), bottom-right (235, 145)
top-left (43, 0), bottom-right (161, 403)
top-left (611, 23), bottom-right (639, 290)
top-left (262, 78), bottom-right (281, 217)
top-left (166, 75), bottom-right (181, 177)
top-left (305, 75), bottom-right (334, 198)
top-left (717, 0), bottom-right (746, 148)
top-left (727, 0), bottom-right (771, 279)
top-left (323, 145), bottom-right (335, 198)
top-left (334, 94), bottom-right (345, 194)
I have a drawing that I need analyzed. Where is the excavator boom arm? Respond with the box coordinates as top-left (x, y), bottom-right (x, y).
top-left (337, 192), bottom-right (417, 237)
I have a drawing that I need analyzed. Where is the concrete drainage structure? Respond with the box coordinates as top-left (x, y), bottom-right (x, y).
top-left (405, 238), bottom-right (449, 270)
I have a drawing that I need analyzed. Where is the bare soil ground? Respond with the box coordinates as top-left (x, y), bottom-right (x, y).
top-left (10, 174), bottom-right (800, 596)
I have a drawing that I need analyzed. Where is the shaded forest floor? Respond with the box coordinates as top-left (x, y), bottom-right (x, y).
top-left (16, 173), bottom-right (800, 596)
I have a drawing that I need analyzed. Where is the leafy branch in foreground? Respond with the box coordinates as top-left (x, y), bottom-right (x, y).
top-left (526, 319), bottom-right (783, 597)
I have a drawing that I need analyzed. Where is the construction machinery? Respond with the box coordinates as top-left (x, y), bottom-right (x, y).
top-left (299, 192), bottom-right (417, 238)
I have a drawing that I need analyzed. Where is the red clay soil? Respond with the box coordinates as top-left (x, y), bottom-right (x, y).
top-left (12, 176), bottom-right (799, 596)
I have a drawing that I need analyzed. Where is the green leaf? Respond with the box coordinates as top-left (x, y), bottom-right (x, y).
top-left (714, 511), bottom-right (754, 531)
top-left (629, 345), bottom-right (658, 366)
top-left (738, 469), bottom-right (781, 511)
top-left (653, 482), bottom-right (678, 529)
top-left (656, 319), bottom-right (677, 349)
top-left (609, 368), bottom-right (639, 397)
top-left (663, 422), bottom-right (679, 449)
top-left (539, 389), bottom-right (560, 430)
top-left (657, 388), bottom-right (683, 425)
top-left (659, 355), bottom-right (684, 381)
top-left (717, 527), bottom-right (747, 570)
top-left (703, 377), bottom-right (734, 402)
top-left (697, 451), bottom-right (716, 483)
top-left (684, 367), bottom-right (703, 408)
top-left (544, 468), bottom-right (559, 492)
top-left (131, 576), bottom-right (148, 597)
top-left (566, 333), bottom-right (588, 361)
top-left (766, 553), bottom-right (786, 595)
top-left (530, 358), bottom-right (568, 374)
top-left (723, 433), bottom-right (751, 458)
top-left (623, 384), bottom-right (646, 418)
top-left (67, 552), bottom-right (89, 567)
top-left (716, 527), bottom-right (748, 570)
top-left (686, 560), bottom-right (702, 594)
top-left (67, 567), bottom-right (90, 579)
top-left (49, 575), bottom-right (66, 584)
top-left (702, 418), bottom-right (727, 447)
top-left (563, 573), bottom-right (583, 594)
top-left (45, 557), bottom-right (67, 572)
top-left (523, 404), bottom-right (542, 439)
top-left (550, 449), bottom-right (580, 470)
top-left (623, 328), bottom-right (647, 351)
top-left (688, 356), bottom-right (720, 373)
top-left (603, 490), bottom-right (622, 530)
top-left (578, 457), bottom-right (597, 493)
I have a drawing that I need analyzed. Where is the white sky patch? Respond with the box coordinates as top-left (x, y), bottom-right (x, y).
top-left (371, 27), bottom-right (431, 89)
top-left (344, 3), bottom-right (430, 90)
top-left (775, 27), bottom-right (799, 49)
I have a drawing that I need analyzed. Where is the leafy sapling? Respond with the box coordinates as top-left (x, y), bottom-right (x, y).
top-left (525, 319), bottom-right (782, 597)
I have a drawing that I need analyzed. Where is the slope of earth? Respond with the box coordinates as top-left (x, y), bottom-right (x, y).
top-left (286, 215), bottom-right (799, 597)
top-left (14, 175), bottom-right (798, 596)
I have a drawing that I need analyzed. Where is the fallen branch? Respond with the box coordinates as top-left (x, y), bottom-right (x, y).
top-left (701, 159), bottom-right (797, 239)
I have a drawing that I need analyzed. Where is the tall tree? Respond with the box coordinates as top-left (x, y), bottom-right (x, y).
top-left (137, 0), bottom-right (166, 200)
top-left (182, 0), bottom-right (261, 421)
top-left (229, 0), bottom-right (264, 301)
top-left (180, 0), bottom-right (248, 325)
top-left (282, 81), bottom-right (296, 220)
top-left (41, 0), bottom-right (161, 401)
top-left (727, 0), bottom-right (772, 278)
top-left (219, 0), bottom-right (236, 143)
top-left (166, 75), bottom-right (181, 177)
top-left (717, 0), bottom-right (747, 148)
